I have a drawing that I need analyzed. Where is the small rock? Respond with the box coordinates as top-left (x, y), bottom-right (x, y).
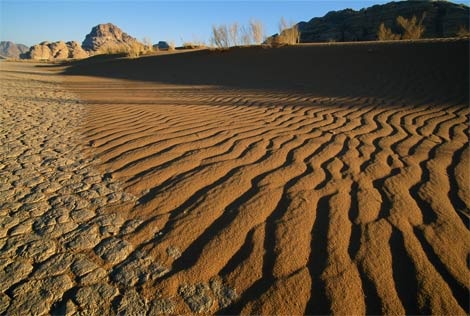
top-left (112, 252), bottom-right (168, 287)
top-left (119, 219), bottom-right (143, 235)
top-left (7, 274), bottom-right (73, 315)
top-left (0, 293), bottom-right (10, 314)
top-left (0, 260), bottom-right (33, 292)
top-left (210, 277), bottom-right (238, 308)
top-left (33, 253), bottom-right (74, 278)
top-left (148, 297), bottom-right (176, 315)
top-left (70, 208), bottom-right (95, 223)
top-left (166, 245), bottom-right (181, 259)
top-left (16, 238), bottom-right (56, 262)
top-left (66, 225), bottom-right (101, 250)
top-left (95, 237), bottom-right (133, 264)
top-left (178, 283), bottom-right (214, 313)
top-left (71, 255), bottom-right (99, 277)
top-left (117, 289), bottom-right (148, 315)
top-left (74, 282), bottom-right (118, 313)
top-left (79, 267), bottom-right (108, 285)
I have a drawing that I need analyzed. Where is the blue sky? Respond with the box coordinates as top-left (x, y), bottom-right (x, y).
top-left (0, 0), bottom-right (434, 46)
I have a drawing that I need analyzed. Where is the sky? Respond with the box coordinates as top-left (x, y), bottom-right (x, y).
top-left (0, 0), bottom-right (443, 47)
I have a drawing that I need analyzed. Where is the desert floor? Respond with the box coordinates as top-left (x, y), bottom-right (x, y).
top-left (1, 39), bottom-right (469, 315)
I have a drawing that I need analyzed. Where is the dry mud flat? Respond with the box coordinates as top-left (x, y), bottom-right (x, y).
top-left (2, 39), bottom-right (470, 315)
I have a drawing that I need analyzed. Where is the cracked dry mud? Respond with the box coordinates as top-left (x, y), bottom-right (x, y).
top-left (0, 63), bottom-right (226, 315)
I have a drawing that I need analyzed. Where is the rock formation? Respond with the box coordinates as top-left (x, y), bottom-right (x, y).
top-left (25, 41), bottom-right (88, 60)
top-left (21, 23), bottom-right (139, 60)
top-left (154, 41), bottom-right (170, 50)
top-left (0, 41), bottom-right (29, 59)
top-left (269, 1), bottom-right (470, 43)
top-left (82, 23), bottom-right (141, 52)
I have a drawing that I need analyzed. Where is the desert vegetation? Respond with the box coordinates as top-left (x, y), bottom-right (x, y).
top-left (211, 19), bottom-right (265, 48)
top-left (377, 14), bottom-right (426, 40)
top-left (457, 25), bottom-right (470, 37)
top-left (211, 17), bottom-right (302, 48)
top-left (97, 41), bottom-right (152, 57)
top-left (276, 17), bottom-right (301, 45)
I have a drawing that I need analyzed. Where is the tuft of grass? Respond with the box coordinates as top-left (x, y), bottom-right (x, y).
top-left (249, 19), bottom-right (265, 45)
top-left (97, 41), bottom-right (149, 58)
top-left (275, 17), bottom-right (300, 45)
top-left (397, 13), bottom-right (426, 40)
top-left (457, 25), bottom-right (470, 37)
top-left (377, 22), bottom-right (401, 41)
top-left (377, 13), bottom-right (426, 41)
top-left (211, 20), bottom-right (265, 48)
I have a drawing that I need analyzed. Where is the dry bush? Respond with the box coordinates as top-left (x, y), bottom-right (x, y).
top-left (396, 13), bottom-right (426, 40)
top-left (457, 25), bottom-right (470, 37)
top-left (182, 42), bottom-right (206, 49)
top-left (229, 22), bottom-right (239, 46)
top-left (211, 24), bottom-right (230, 48)
top-left (277, 17), bottom-right (300, 45)
top-left (97, 41), bottom-right (147, 58)
top-left (211, 20), bottom-right (266, 48)
top-left (127, 42), bottom-right (147, 57)
top-left (240, 25), bottom-right (252, 46)
top-left (249, 19), bottom-right (265, 44)
top-left (142, 37), bottom-right (154, 54)
top-left (377, 22), bottom-right (401, 40)
top-left (97, 43), bottom-right (129, 55)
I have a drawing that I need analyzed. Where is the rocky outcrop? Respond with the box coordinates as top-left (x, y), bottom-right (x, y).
top-left (270, 1), bottom-right (470, 43)
top-left (25, 41), bottom-right (88, 60)
top-left (82, 23), bottom-right (141, 52)
top-left (19, 23), bottom-right (141, 60)
top-left (0, 41), bottom-right (29, 59)
top-left (154, 41), bottom-right (170, 50)
top-left (67, 41), bottom-right (89, 59)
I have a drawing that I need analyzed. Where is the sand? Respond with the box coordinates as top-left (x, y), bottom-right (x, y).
top-left (1, 39), bottom-right (469, 314)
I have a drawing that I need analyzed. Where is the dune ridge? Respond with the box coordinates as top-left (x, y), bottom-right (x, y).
top-left (59, 39), bottom-right (470, 315)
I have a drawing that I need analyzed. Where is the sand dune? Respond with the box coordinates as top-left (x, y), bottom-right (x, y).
top-left (61, 39), bottom-right (469, 315)
top-left (1, 39), bottom-right (468, 314)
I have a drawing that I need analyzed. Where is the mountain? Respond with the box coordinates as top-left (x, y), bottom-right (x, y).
top-left (276, 1), bottom-right (470, 43)
top-left (82, 23), bottom-right (142, 52)
top-left (0, 41), bottom-right (29, 58)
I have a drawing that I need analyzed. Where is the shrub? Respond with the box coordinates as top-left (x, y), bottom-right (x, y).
top-left (211, 20), bottom-right (267, 47)
top-left (377, 13), bottom-right (426, 41)
top-left (377, 22), bottom-right (401, 40)
top-left (211, 24), bottom-right (230, 48)
top-left (229, 22), bottom-right (240, 46)
top-left (249, 19), bottom-right (265, 44)
top-left (276, 17), bottom-right (300, 45)
top-left (182, 42), bottom-right (206, 49)
top-left (97, 41), bottom-right (147, 58)
top-left (457, 25), bottom-right (470, 37)
top-left (397, 13), bottom-right (426, 40)
top-left (240, 25), bottom-right (252, 45)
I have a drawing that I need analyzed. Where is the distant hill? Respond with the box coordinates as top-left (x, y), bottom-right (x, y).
top-left (0, 41), bottom-right (29, 58)
top-left (274, 1), bottom-right (470, 43)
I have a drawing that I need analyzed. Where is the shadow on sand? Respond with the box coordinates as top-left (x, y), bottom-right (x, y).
top-left (58, 39), bottom-right (469, 105)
